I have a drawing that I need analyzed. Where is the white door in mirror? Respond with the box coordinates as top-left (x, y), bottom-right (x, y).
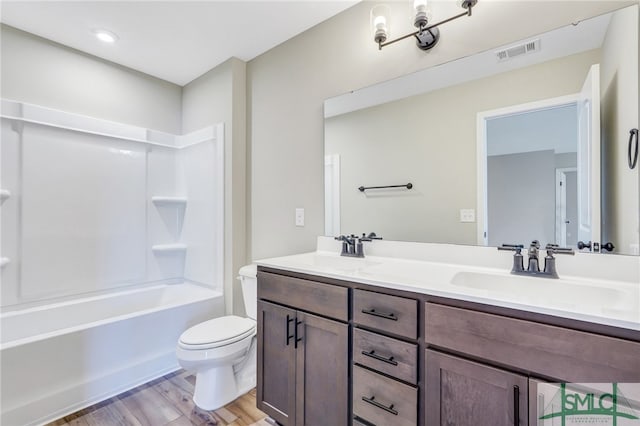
top-left (577, 64), bottom-right (601, 247)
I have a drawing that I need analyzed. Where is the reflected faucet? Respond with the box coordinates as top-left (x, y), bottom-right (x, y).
top-left (498, 240), bottom-right (574, 279)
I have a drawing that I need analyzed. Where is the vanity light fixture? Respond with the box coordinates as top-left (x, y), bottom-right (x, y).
top-left (372, 0), bottom-right (477, 51)
top-left (93, 29), bottom-right (118, 44)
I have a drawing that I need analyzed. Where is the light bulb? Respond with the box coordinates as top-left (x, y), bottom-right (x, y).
top-left (414, 0), bottom-right (429, 28)
top-left (374, 15), bottom-right (387, 31)
top-left (414, 0), bottom-right (428, 14)
top-left (371, 5), bottom-right (390, 44)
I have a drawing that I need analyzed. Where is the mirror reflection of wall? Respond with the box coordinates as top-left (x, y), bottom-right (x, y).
top-left (324, 4), bottom-right (639, 256)
top-left (485, 104), bottom-right (578, 248)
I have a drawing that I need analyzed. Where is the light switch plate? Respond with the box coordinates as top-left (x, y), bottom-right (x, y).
top-left (295, 208), bottom-right (305, 227)
top-left (460, 208), bottom-right (475, 223)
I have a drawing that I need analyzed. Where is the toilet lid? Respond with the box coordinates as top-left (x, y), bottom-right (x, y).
top-left (179, 316), bottom-right (256, 349)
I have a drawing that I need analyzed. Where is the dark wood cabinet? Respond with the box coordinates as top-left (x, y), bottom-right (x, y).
top-left (425, 350), bottom-right (528, 426)
top-left (425, 303), bottom-right (640, 383)
top-left (257, 300), bottom-right (296, 425)
top-left (257, 266), bottom-right (639, 426)
top-left (353, 365), bottom-right (418, 426)
top-left (257, 273), bottom-right (349, 426)
top-left (294, 311), bottom-right (348, 426)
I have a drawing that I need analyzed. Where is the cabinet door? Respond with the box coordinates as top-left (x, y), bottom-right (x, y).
top-left (257, 300), bottom-right (297, 425)
top-left (295, 311), bottom-right (349, 426)
top-left (426, 350), bottom-right (528, 426)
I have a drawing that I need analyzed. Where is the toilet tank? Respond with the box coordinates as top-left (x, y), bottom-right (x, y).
top-left (238, 264), bottom-right (258, 320)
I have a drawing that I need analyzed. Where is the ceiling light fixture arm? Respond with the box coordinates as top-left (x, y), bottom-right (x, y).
top-left (377, 1), bottom-right (476, 51)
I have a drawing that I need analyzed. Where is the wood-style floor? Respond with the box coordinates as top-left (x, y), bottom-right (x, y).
top-left (46, 370), bottom-right (268, 426)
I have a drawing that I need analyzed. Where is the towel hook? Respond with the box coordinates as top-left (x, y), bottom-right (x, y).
top-left (629, 128), bottom-right (639, 169)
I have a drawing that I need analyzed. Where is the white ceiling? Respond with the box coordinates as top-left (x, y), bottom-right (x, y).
top-left (0, 1), bottom-right (358, 86)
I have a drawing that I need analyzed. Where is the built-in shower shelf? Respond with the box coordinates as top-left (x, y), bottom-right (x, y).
top-left (0, 189), bottom-right (10, 202)
top-left (152, 244), bottom-right (187, 253)
top-left (0, 257), bottom-right (10, 268)
top-left (151, 196), bottom-right (187, 206)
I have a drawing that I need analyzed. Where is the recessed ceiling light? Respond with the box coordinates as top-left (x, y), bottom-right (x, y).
top-left (93, 29), bottom-right (118, 43)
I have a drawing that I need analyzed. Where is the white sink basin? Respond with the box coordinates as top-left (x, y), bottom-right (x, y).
top-left (450, 271), bottom-right (638, 312)
top-left (276, 252), bottom-right (382, 274)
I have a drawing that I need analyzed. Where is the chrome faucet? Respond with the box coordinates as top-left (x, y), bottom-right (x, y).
top-left (498, 240), bottom-right (574, 279)
top-left (334, 233), bottom-right (382, 258)
top-left (335, 234), bottom-right (364, 257)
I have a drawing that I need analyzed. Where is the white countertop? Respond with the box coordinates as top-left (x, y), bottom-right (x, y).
top-left (256, 249), bottom-right (640, 332)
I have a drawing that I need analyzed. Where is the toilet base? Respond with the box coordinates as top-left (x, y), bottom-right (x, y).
top-left (188, 339), bottom-right (257, 411)
top-left (193, 365), bottom-right (238, 410)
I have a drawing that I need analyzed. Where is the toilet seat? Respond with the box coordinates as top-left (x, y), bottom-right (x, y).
top-left (179, 315), bottom-right (256, 350)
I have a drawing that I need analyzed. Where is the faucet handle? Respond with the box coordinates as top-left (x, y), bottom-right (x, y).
top-left (497, 244), bottom-right (525, 273)
top-left (360, 232), bottom-right (383, 242)
top-left (545, 244), bottom-right (575, 256)
top-left (497, 243), bottom-right (524, 253)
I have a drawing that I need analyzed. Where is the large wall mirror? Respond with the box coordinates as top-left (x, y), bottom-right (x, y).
top-left (324, 4), bottom-right (639, 256)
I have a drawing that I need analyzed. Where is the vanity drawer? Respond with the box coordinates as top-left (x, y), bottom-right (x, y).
top-left (425, 303), bottom-right (640, 382)
top-left (353, 289), bottom-right (418, 339)
top-left (353, 328), bottom-right (418, 384)
top-left (353, 365), bottom-right (417, 426)
top-left (257, 271), bottom-right (348, 321)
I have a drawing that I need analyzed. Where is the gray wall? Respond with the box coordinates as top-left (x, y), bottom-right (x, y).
top-left (182, 58), bottom-right (248, 315)
top-left (488, 150), bottom-right (556, 247)
top-left (0, 25), bottom-right (182, 134)
top-left (247, 0), bottom-right (634, 260)
top-left (487, 150), bottom-right (578, 248)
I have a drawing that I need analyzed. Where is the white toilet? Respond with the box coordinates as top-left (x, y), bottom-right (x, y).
top-left (176, 264), bottom-right (258, 410)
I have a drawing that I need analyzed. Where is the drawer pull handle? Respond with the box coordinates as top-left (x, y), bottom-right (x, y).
top-left (362, 350), bottom-right (398, 366)
top-left (361, 309), bottom-right (398, 321)
top-left (286, 315), bottom-right (294, 346)
top-left (362, 396), bottom-right (398, 416)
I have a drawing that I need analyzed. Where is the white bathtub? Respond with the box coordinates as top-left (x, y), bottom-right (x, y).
top-left (0, 282), bottom-right (224, 426)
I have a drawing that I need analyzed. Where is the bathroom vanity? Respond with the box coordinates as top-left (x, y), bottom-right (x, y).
top-left (255, 240), bottom-right (640, 426)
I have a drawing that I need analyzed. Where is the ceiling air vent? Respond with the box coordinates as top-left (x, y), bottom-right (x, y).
top-left (496, 39), bottom-right (541, 62)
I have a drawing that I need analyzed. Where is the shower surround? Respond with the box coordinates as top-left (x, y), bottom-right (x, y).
top-left (0, 99), bottom-right (225, 426)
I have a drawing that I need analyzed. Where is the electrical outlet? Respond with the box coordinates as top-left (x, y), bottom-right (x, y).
top-left (459, 209), bottom-right (475, 223)
top-left (295, 208), bottom-right (304, 227)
